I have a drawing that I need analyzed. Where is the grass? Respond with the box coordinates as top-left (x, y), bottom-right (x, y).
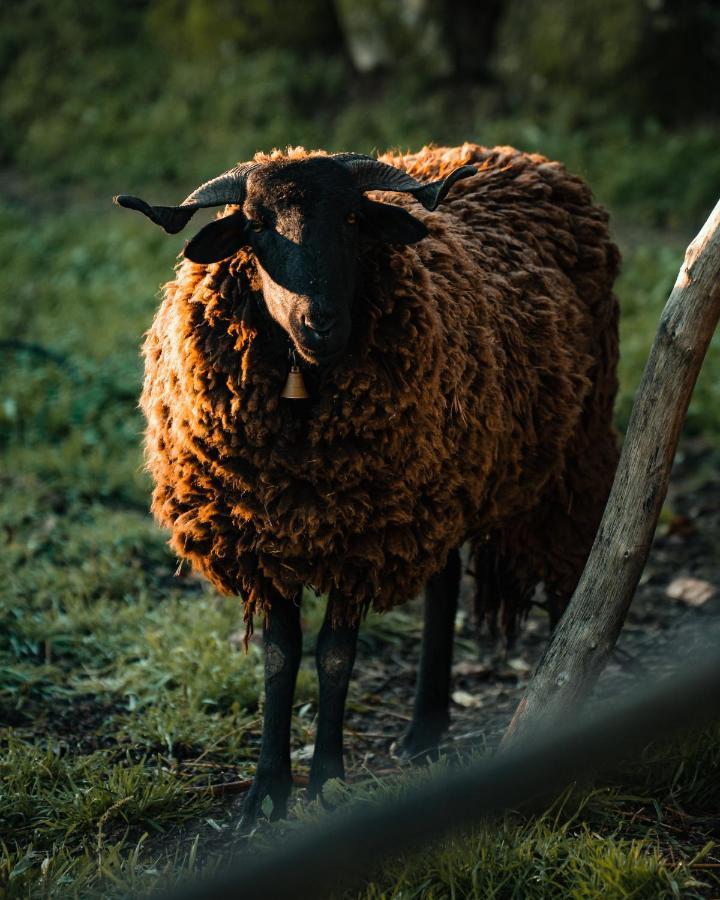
top-left (354, 818), bottom-right (700, 898)
top-left (2, 27), bottom-right (720, 897)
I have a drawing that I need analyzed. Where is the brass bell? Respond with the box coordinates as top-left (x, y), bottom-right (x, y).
top-left (281, 365), bottom-right (309, 400)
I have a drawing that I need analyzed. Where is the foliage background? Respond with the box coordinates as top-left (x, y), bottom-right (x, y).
top-left (1, 0), bottom-right (720, 896)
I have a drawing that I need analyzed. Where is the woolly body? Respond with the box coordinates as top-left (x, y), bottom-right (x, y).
top-left (141, 144), bottom-right (619, 632)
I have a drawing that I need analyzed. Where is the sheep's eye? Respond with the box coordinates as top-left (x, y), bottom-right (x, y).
top-left (248, 219), bottom-right (264, 232)
top-left (346, 212), bottom-right (358, 225)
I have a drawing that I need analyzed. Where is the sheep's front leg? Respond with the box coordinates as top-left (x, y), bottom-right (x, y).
top-left (397, 547), bottom-right (460, 760)
top-left (241, 594), bottom-right (302, 827)
top-left (308, 595), bottom-right (359, 800)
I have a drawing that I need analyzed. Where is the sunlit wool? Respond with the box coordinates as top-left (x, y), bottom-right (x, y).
top-left (141, 144), bottom-right (619, 637)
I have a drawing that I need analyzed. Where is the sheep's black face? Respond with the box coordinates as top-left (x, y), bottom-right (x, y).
top-left (184, 157), bottom-right (429, 367)
top-left (245, 159), bottom-right (362, 367)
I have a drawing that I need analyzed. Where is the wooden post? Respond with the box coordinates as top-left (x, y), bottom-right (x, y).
top-left (504, 198), bottom-right (720, 745)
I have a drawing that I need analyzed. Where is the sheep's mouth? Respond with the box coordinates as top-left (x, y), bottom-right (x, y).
top-left (294, 341), bottom-right (346, 368)
top-left (292, 328), bottom-right (348, 367)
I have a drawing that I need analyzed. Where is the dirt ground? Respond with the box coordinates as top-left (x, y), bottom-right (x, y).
top-left (340, 439), bottom-right (720, 780)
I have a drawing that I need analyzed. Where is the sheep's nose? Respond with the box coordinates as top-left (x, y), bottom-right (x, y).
top-left (301, 314), bottom-right (335, 339)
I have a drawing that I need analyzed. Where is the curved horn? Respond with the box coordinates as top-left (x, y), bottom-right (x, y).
top-left (333, 153), bottom-right (477, 211)
top-left (113, 161), bottom-right (261, 234)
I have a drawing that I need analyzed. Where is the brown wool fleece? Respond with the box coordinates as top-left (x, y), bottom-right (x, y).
top-left (140, 144), bottom-right (619, 636)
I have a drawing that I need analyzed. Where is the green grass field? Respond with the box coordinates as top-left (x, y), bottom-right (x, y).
top-left (3, 34), bottom-right (720, 896)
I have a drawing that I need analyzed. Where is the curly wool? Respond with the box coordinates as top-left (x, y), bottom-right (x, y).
top-left (140, 144), bottom-right (619, 634)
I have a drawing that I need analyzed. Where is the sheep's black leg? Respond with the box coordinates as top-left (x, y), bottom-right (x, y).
top-left (241, 595), bottom-right (302, 827)
top-left (397, 547), bottom-right (460, 761)
top-left (308, 595), bottom-right (359, 801)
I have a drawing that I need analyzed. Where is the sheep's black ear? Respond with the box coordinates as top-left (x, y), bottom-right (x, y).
top-left (183, 211), bottom-right (248, 264)
top-left (359, 198), bottom-right (429, 245)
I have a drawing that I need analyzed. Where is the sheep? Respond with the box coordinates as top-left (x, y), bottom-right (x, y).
top-left (115, 143), bottom-right (619, 823)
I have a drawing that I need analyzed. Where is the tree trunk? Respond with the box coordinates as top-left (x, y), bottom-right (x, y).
top-left (503, 198), bottom-right (720, 746)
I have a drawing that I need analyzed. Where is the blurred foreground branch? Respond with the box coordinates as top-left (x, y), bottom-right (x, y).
top-left (150, 648), bottom-right (720, 900)
top-left (504, 197), bottom-right (720, 745)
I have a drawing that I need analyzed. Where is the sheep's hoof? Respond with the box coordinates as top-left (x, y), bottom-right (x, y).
top-left (239, 770), bottom-right (292, 830)
top-left (307, 757), bottom-right (345, 805)
top-left (393, 725), bottom-right (446, 764)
